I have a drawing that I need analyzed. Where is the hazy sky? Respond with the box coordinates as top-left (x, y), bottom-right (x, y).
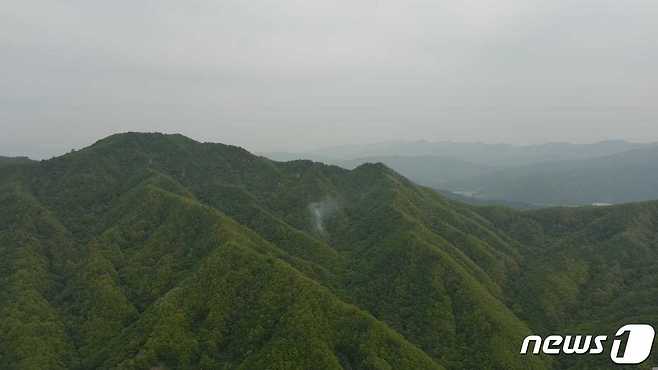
top-left (2, 0), bottom-right (657, 158)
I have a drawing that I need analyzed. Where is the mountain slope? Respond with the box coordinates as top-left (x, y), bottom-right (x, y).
top-left (478, 203), bottom-right (658, 369)
top-left (72, 183), bottom-right (444, 370)
top-left (0, 155), bottom-right (444, 370)
top-left (3, 132), bottom-right (658, 370)
top-left (0, 133), bottom-right (549, 370)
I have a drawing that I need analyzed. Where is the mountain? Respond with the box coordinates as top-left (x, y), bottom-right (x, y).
top-left (1, 132), bottom-right (656, 370)
top-left (479, 203), bottom-right (658, 369)
top-left (449, 145), bottom-right (658, 206)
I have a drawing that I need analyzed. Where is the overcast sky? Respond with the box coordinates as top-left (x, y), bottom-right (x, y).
top-left (1, 0), bottom-right (657, 158)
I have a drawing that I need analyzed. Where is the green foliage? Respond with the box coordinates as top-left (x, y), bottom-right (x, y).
top-left (1, 133), bottom-right (654, 370)
top-left (479, 202), bottom-right (658, 369)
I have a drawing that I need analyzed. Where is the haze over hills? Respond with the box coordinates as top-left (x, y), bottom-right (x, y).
top-left (1, 132), bottom-right (657, 370)
top-left (336, 156), bottom-right (491, 187)
top-left (265, 140), bottom-right (658, 207)
top-left (449, 144), bottom-right (658, 206)
top-left (272, 139), bottom-right (651, 167)
top-left (262, 151), bottom-right (496, 191)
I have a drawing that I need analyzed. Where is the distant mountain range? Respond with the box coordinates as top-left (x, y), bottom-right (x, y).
top-left (270, 139), bottom-right (650, 166)
top-left (2, 132), bottom-right (657, 369)
top-left (448, 145), bottom-right (658, 206)
top-left (264, 140), bottom-right (658, 206)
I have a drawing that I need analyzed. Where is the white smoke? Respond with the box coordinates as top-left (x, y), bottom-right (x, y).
top-left (308, 198), bottom-right (339, 234)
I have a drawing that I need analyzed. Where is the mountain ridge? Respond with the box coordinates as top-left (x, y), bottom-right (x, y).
top-left (1, 132), bottom-right (656, 370)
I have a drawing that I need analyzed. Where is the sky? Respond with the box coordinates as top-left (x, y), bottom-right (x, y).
top-left (1, 0), bottom-right (657, 159)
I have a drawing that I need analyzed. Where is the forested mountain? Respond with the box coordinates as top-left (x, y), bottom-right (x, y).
top-left (479, 203), bottom-right (658, 369)
top-left (1, 133), bottom-right (656, 370)
top-left (449, 145), bottom-right (658, 206)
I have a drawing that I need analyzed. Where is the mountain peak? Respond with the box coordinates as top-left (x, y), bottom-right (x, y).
top-left (92, 131), bottom-right (198, 148)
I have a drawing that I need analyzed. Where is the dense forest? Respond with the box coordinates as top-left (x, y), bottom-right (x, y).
top-left (1, 133), bottom-right (656, 369)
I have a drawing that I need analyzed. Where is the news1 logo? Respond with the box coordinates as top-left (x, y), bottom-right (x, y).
top-left (521, 324), bottom-right (656, 364)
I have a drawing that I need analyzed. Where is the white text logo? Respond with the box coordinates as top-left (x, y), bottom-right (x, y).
top-left (520, 324), bottom-right (655, 365)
